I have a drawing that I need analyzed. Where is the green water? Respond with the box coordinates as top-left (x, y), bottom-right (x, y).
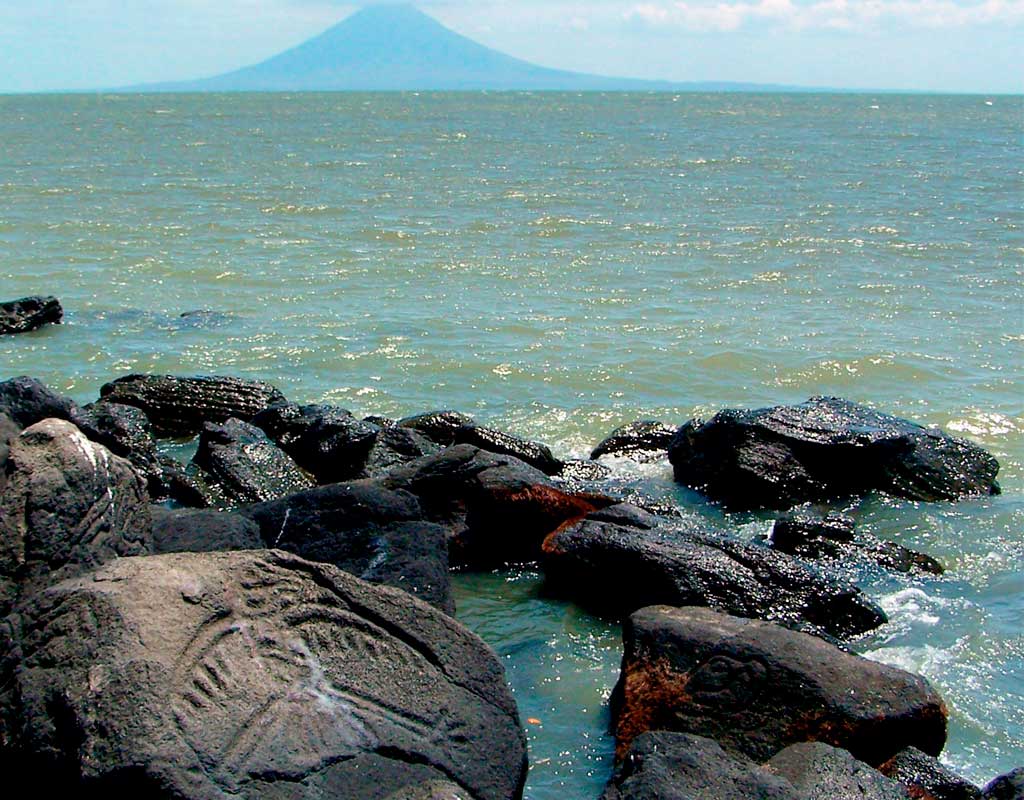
top-left (2, 92), bottom-right (1021, 796)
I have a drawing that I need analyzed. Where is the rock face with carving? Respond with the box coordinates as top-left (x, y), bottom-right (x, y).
top-left (4, 550), bottom-right (528, 799)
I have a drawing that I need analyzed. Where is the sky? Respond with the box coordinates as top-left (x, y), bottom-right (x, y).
top-left (0, 0), bottom-right (1021, 93)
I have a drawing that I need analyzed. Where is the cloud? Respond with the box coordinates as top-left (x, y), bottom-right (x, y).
top-left (624, 0), bottom-right (1024, 31)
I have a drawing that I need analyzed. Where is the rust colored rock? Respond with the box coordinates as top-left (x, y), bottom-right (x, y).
top-left (611, 606), bottom-right (947, 767)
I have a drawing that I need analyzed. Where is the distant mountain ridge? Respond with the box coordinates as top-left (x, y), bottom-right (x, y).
top-left (135, 4), bottom-right (801, 92)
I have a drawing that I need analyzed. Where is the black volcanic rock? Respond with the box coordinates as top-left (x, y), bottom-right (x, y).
top-left (454, 423), bottom-right (563, 475)
top-left (99, 373), bottom-right (287, 438)
top-left (766, 742), bottom-right (911, 799)
top-left (983, 768), bottom-right (1024, 800)
top-left (150, 505), bottom-right (263, 554)
top-left (879, 746), bottom-right (982, 800)
top-left (0, 296), bottom-right (62, 335)
top-left (668, 397), bottom-right (1000, 510)
top-left (592, 420), bottom-right (679, 461)
top-left (542, 504), bottom-right (886, 639)
top-left (398, 410), bottom-right (477, 445)
top-left (0, 375), bottom-right (78, 428)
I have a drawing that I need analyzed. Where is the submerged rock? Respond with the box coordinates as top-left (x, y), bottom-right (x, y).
top-left (769, 512), bottom-right (944, 575)
top-left (602, 731), bottom-right (800, 800)
top-left (0, 376), bottom-right (78, 428)
top-left (191, 418), bottom-right (314, 508)
top-left (0, 296), bottom-right (62, 335)
top-left (543, 504), bottom-right (886, 639)
top-left (0, 419), bottom-right (151, 613)
top-left (879, 746), bottom-right (982, 800)
top-left (668, 397), bottom-right (1000, 510)
top-left (242, 480), bottom-right (453, 614)
top-left (99, 373), bottom-right (287, 438)
top-left (384, 444), bottom-right (612, 569)
top-left (766, 742), bottom-right (911, 799)
top-left (611, 606), bottom-right (947, 766)
top-left (591, 420), bottom-right (679, 462)
top-left (5, 550), bottom-right (528, 799)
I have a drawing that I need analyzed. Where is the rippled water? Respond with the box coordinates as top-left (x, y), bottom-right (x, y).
top-left (2, 92), bottom-right (1022, 796)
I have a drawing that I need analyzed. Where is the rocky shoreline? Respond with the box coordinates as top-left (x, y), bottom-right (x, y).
top-left (0, 371), bottom-right (1018, 799)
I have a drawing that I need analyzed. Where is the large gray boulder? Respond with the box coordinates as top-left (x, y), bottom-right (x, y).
top-left (6, 550), bottom-right (528, 799)
top-left (543, 504), bottom-right (886, 639)
top-left (766, 742), bottom-right (911, 799)
top-left (611, 606), bottom-right (947, 766)
top-left (0, 419), bottom-right (151, 614)
top-left (99, 374), bottom-right (287, 438)
top-left (669, 397), bottom-right (1000, 510)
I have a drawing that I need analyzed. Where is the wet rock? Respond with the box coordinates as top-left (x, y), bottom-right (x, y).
top-left (384, 445), bottom-right (613, 569)
top-left (0, 375), bottom-right (78, 428)
top-left (72, 400), bottom-right (164, 491)
top-left (668, 397), bottom-right (1001, 510)
top-left (6, 550), bottom-right (527, 799)
top-left (769, 512), bottom-right (944, 575)
top-left (453, 424), bottom-right (563, 475)
top-left (555, 459), bottom-right (613, 483)
top-left (150, 505), bottom-right (262, 554)
top-left (879, 746), bottom-right (982, 800)
top-left (191, 418), bottom-right (314, 508)
top-left (602, 731), bottom-right (800, 800)
top-left (592, 420), bottom-right (679, 462)
top-left (364, 426), bottom-right (442, 478)
top-left (766, 742), bottom-right (911, 799)
top-left (611, 606), bottom-right (947, 766)
top-left (398, 410), bottom-right (476, 445)
top-left (99, 373), bottom-right (287, 438)
top-left (542, 504), bottom-right (885, 639)
top-left (242, 480), bottom-right (453, 614)
top-left (0, 419), bottom-right (151, 614)
top-left (364, 414), bottom-right (397, 428)
top-left (154, 454), bottom-right (211, 507)
top-left (983, 768), bottom-right (1024, 800)
top-left (0, 296), bottom-right (63, 335)
top-left (252, 402), bottom-right (380, 483)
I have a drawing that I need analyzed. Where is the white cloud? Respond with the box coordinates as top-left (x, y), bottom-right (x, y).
top-left (625, 0), bottom-right (1024, 31)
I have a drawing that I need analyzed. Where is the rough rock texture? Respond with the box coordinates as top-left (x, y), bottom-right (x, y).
top-left (6, 550), bottom-right (528, 799)
top-left (252, 402), bottom-right (381, 483)
top-left (364, 426), bottom-right (442, 478)
top-left (543, 504), bottom-right (885, 639)
top-left (555, 459), bottom-right (613, 484)
top-left (602, 731), bottom-right (800, 800)
top-left (150, 506), bottom-right (263, 554)
top-left (767, 742), bottom-right (911, 799)
top-left (0, 375), bottom-right (78, 428)
top-left (0, 419), bottom-right (151, 614)
top-left (770, 512), bottom-right (944, 576)
top-left (668, 397), bottom-right (1001, 510)
top-left (611, 606), bottom-right (947, 766)
top-left (242, 480), bottom-right (453, 614)
top-left (398, 411), bottom-right (477, 445)
top-left (0, 412), bottom-right (19, 495)
top-left (0, 296), bottom-right (63, 335)
top-left (879, 746), bottom-right (982, 800)
top-left (983, 768), bottom-right (1024, 800)
top-left (591, 420), bottom-right (679, 462)
top-left (72, 400), bottom-right (165, 491)
top-left (453, 424), bottom-right (563, 476)
top-left (383, 445), bottom-right (613, 569)
top-left (191, 418), bottom-right (314, 507)
top-left (155, 454), bottom-right (211, 507)
top-left (99, 374), bottom-right (287, 438)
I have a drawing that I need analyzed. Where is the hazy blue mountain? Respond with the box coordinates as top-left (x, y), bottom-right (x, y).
top-left (136, 4), bottom-right (799, 92)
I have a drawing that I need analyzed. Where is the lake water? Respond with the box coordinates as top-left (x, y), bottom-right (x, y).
top-left (2, 91), bottom-right (1021, 796)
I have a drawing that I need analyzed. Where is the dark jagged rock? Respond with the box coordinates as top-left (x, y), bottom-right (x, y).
top-left (6, 550), bottom-right (528, 800)
top-left (0, 375), bottom-right (78, 428)
top-left (150, 505), bottom-right (262, 554)
top-left (191, 418), bottom-right (314, 508)
top-left (364, 414), bottom-right (397, 428)
top-left (668, 397), bottom-right (1001, 510)
top-left (879, 746), bottom-right (982, 800)
top-left (592, 420), bottom-right (679, 462)
top-left (364, 425), bottom-right (442, 478)
top-left (155, 454), bottom-right (211, 507)
top-left (72, 400), bottom-right (164, 491)
top-left (611, 606), bottom-right (947, 766)
top-left (770, 512), bottom-right (944, 576)
top-left (542, 504), bottom-right (885, 639)
top-left (602, 731), bottom-right (800, 800)
top-left (252, 401), bottom-right (381, 483)
top-left (398, 410), bottom-right (476, 445)
top-left (767, 742), bottom-right (911, 799)
top-left (384, 444), bottom-right (613, 569)
top-left (0, 412), bottom-right (19, 496)
top-left (242, 480), bottom-right (453, 613)
top-left (0, 419), bottom-right (151, 614)
top-left (0, 296), bottom-right (63, 335)
top-left (983, 768), bottom-right (1024, 800)
top-left (453, 424), bottom-right (563, 475)
top-left (555, 458), bottom-right (613, 483)
top-left (99, 373), bottom-right (287, 437)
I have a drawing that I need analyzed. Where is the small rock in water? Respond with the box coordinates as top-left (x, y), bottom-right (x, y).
top-left (0, 295), bottom-right (63, 335)
top-left (591, 419), bottom-right (679, 462)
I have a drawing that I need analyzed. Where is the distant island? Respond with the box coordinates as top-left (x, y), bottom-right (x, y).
top-left (132, 4), bottom-right (803, 93)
